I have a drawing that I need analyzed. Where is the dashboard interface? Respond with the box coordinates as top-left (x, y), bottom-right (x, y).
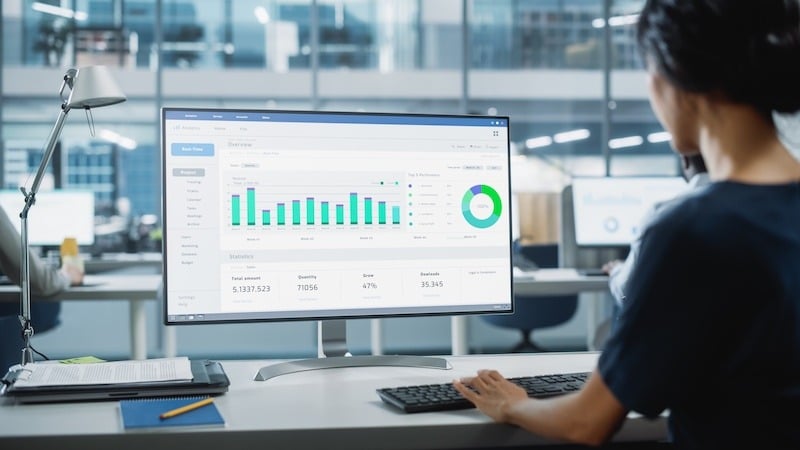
top-left (162, 109), bottom-right (513, 324)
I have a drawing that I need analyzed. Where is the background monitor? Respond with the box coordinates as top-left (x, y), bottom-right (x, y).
top-left (161, 108), bottom-right (513, 374)
top-left (571, 176), bottom-right (688, 247)
top-left (0, 189), bottom-right (95, 247)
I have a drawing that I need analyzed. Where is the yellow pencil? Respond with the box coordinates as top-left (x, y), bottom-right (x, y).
top-left (159, 397), bottom-right (214, 420)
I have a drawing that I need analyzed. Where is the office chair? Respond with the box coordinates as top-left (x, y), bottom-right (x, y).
top-left (482, 242), bottom-right (579, 352)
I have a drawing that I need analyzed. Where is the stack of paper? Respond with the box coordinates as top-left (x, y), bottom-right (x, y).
top-left (10, 357), bottom-right (194, 388)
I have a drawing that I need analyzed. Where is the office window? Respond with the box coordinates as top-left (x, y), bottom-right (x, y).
top-left (64, 141), bottom-right (118, 210)
top-left (606, 0), bottom-right (674, 176)
top-left (1, 0), bottom-right (682, 226)
top-left (119, 144), bottom-right (160, 217)
top-left (471, 0), bottom-right (604, 70)
top-left (469, 1), bottom-right (605, 179)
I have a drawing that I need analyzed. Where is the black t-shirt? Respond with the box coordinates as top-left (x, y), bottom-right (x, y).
top-left (598, 181), bottom-right (800, 449)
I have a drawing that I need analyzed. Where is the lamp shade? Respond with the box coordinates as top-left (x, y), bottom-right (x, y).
top-left (66, 65), bottom-right (127, 109)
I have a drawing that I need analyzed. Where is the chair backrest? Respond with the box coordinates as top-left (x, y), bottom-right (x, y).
top-left (483, 242), bottom-right (578, 332)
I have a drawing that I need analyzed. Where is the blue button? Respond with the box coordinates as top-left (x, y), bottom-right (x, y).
top-left (171, 143), bottom-right (214, 156)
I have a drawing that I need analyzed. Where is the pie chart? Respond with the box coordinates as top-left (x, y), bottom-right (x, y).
top-left (461, 184), bottom-right (502, 228)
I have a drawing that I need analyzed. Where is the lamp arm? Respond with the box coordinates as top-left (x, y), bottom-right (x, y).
top-left (22, 70), bottom-right (75, 204)
top-left (22, 108), bottom-right (71, 207)
top-left (17, 105), bottom-right (72, 366)
top-left (15, 67), bottom-right (123, 366)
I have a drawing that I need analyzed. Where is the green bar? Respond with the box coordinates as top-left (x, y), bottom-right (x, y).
top-left (392, 205), bottom-right (400, 224)
top-left (231, 195), bottom-right (241, 226)
top-left (364, 197), bottom-right (373, 225)
top-left (277, 203), bottom-right (286, 225)
top-left (321, 202), bottom-right (329, 225)
top-left (306, 197), bottom-right (315, 225)
top-left (336, 204), bottom-right (344, 225)
top-left (378, 201), bottom-right (386, 225)
top-left (247, 188), bottom-right (256, 226)
top-left (349, 192), bottom-right (358, 224)
top-left (262, 210), bottom-right (270, 225)
top-left (292, 200), bottom-right (301, 225)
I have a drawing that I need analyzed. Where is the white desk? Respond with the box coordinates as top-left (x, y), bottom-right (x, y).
top-left (371, 268), bottom-right (610, 356)
top-left (0, 274), bottom-right (165, 360)
top-left (511, 268), bottom-right (609, 296)
top-left (83, 253), bottom-right (162, 274)
top-left (0, 352), bottom-right (668, 449)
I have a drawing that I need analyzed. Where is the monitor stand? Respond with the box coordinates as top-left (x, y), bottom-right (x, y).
top-left (254, 319), bottom-right (452, 381)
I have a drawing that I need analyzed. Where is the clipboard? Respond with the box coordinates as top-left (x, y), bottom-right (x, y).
top-left (1, 360), bottom-right (229, 404)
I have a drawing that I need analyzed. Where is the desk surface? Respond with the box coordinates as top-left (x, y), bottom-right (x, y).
top-left (84, 253), bottom-right (162, 274)
top-left (513, 268), bottom-right (608, 296)
top-left (0, 352), bottom-right (667, 450)
top-left (0, 274), bottom-right (162, 302)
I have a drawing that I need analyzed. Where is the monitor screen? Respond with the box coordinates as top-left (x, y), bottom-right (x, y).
top-left (0, 189), bottom-right (95, 246)
top-left (571, 176), bottom-right (688, 247)
top-left (162, 108), bottom-right (513, 325)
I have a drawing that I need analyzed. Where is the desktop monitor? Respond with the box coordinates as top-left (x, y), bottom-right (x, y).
top-left (571, 176), bottom-right (688, 247)
top-left (161, 107), bottom-right (513, 379)
top-left (0, 189), bottom-right (95, 247)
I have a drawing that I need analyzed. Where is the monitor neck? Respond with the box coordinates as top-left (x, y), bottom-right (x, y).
top-left (253, 319), bottom-right (452, 381)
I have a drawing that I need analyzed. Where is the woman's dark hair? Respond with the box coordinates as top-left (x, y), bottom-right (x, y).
top-left (636, 0), bottom-right (800, 115)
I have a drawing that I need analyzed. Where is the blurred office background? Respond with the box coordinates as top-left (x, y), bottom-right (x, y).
top-left (2, 0), bottom-right (688, 360)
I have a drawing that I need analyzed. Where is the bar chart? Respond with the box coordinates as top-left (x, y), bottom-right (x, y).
top-left (225, 171), bottom-right (404, 230)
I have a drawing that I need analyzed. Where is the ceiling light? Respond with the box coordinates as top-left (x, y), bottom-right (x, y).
top-left (647, 131), bottom-right (672, 143)
top-left (609, 136), bottom-right (644, 149)
top-left (98, 129), bottom-right (138, 150)
top-left (553, 129), bottom-right (591, 144)
top-left (32, 2), bottom-right (87, 21)
top-left (254, 6), bottom-right (270, 24)
top-left (525, 136), bottom-right (553, 149)
top-left (592, 14), bottom-right (639, 29)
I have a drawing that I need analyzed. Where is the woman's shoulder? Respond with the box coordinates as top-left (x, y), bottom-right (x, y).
top-left (651, 180), bottom-right (797, 240)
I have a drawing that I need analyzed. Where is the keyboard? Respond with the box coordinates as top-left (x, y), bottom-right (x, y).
top-left (577, 268), bottom-right (607, 277)
top-left (376, 371), bottom-right (590, 413)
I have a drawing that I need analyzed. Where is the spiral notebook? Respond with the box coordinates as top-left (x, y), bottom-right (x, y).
top-left (119, 395), bottom-right (225, 430)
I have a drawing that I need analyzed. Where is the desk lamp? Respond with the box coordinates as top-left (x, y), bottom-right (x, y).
top-left (18, 66), bottom-right (126, 365)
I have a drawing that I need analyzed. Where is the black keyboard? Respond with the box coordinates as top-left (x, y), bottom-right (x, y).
top-left (577, 268), bottom-right (607, 277)
top-left (376, 371), bottom-right (590, 413)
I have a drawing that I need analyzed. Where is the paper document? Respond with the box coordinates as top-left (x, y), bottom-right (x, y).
top-left (10, 357), bottom-right (193, 388)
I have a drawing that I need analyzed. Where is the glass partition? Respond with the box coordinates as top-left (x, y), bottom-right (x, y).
top-left (1, 0), bottom-right (679, 231)
top-left (607, 0), bottom-right (674, 176)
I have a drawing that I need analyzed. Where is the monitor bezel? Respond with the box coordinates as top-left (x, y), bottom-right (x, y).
top-left (160, 107), bottom-right (515, 326)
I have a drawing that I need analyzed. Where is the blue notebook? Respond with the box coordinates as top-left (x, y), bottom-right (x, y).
top-left (119, 396), bottom-right (225, 430)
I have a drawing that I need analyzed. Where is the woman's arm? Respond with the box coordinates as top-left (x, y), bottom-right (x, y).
top-left (0, 206), bottom-right (72, 296)
top-left (453, 368), bottom-right (627, 446)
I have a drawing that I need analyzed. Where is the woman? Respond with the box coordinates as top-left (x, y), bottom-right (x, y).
top-left (454, 1), bottom-right (800, 448)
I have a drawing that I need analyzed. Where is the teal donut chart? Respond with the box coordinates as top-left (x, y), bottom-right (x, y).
top-left (461, 184), bottom-right (502, 228)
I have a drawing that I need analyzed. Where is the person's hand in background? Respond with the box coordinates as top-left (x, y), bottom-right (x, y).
top-left (60, 264), bottom-right (84, 286)
top-left (602, 259), bottom-right (623, 275)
